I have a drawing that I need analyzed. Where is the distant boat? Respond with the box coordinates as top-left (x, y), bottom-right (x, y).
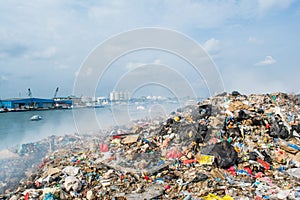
top-left (30, 115), bottom-right (42, 121)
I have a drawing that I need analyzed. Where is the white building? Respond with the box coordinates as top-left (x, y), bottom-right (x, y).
top-left (109, 91), bottom-right (130, 101)
top-left (97, 97), bottom-right (109, 105)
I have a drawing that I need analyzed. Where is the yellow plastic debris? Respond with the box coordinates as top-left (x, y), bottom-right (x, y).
top-left (195, 154), bottom-right (215, 165)
top-left (202, 193), bottom-right (234, 200)
top-left (174, 116), bottom-right (181, 122)
top-left (223, 195), bottom-right (234, 200)
top-left (188, 131), bottom-right (193, 138)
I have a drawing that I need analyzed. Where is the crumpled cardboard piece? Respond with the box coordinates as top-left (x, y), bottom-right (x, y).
top-left (228, 101), bottom-right (250, 112)
top-left (279, 143), bottom-right (299, 154)
top-left (274, 148), bottom-right (287, 164)
top-left (210, 168), bottom-right (226, 180)
top-left (122, 134), bottom-right (139, 144)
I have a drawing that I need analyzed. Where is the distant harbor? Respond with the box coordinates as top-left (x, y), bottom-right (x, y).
top-left (0, 95), bottom-right (182, 113)
top-left (1, 89), bottom-right (200, 113)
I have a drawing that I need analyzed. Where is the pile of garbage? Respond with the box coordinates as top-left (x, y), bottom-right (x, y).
top-left (1, 92), bottom-right (300, 199)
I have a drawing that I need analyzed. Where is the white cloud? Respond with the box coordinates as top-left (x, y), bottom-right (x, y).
top-left (89, 5), bottom-right (119, 18)
top-left (203, 38), bottom-right (220, 52)
top-left (74, 67), bottom-right (94, 78)
top-left (0, 75), bottom-right (8, 81)
top-left (55, 64), bottom-right (69, 70)
top-left (160, 2), bottom-right (238, 29)
top-left (126, 59), bottom-right (161, 70)
top-left (153, 59), bottom-right (161, 64)
top-left (125, 62), bottom-right (146, 70)
top-left (248, 36), bottom-right (264, 45)
top-left (0, 52), bottom-right (7, 58)
top-left (258, 0), bottom-right (294, 13)
top-left (29, 47), bottom-right (57, 59)
top-left (255, 56), bottom-right (277, 66)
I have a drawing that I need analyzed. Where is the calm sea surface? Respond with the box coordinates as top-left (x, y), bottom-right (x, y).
top-left (0, 103), bottom-right (179, 150)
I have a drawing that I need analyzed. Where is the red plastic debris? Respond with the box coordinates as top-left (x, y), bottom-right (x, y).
top-left (244, 166), bottom-right (253, 175)
top-left (227, 166), bottom-right (237, 176)
top-left (112, 135), bottom-right (121, 139)
top-left (166, 148), bottom-right (182, 159)
top-left (255, 196), bottom-right (264, 200)
top-left (183, 159), bottom-right (197, 165)
top-left (25, 192), bottom-right (29, 200)
top-left (255, 172), bottom-right (264, 178)
top-left (257, 158), bottom-right (270, 170)
top-left (165, 184), bottom-right (171, 190)
top-left (100, 143), bottom-right (109, 152)
top-left (209, 138), bottom-right (218, 144)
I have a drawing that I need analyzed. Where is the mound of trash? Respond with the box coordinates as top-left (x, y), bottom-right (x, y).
top-left (1, 92), bottom-right (300, 199)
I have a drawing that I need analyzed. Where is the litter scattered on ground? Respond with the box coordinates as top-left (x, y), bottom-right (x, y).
top-left (1, 92), bottom-right (300, 199)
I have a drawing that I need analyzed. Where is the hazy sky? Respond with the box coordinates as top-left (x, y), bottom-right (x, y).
top-left (0, 0), bottom-right (300, 99)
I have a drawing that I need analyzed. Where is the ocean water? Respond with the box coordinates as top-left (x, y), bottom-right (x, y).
top-left (0, 103), bottom-right (179, 150)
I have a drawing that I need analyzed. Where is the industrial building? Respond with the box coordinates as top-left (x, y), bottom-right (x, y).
top-left (53, 97), bottom-right (73, 109)
top-left (1, 98), bottom-right (54, 110)
top-left (53, 99), bottom-right (73, 109)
